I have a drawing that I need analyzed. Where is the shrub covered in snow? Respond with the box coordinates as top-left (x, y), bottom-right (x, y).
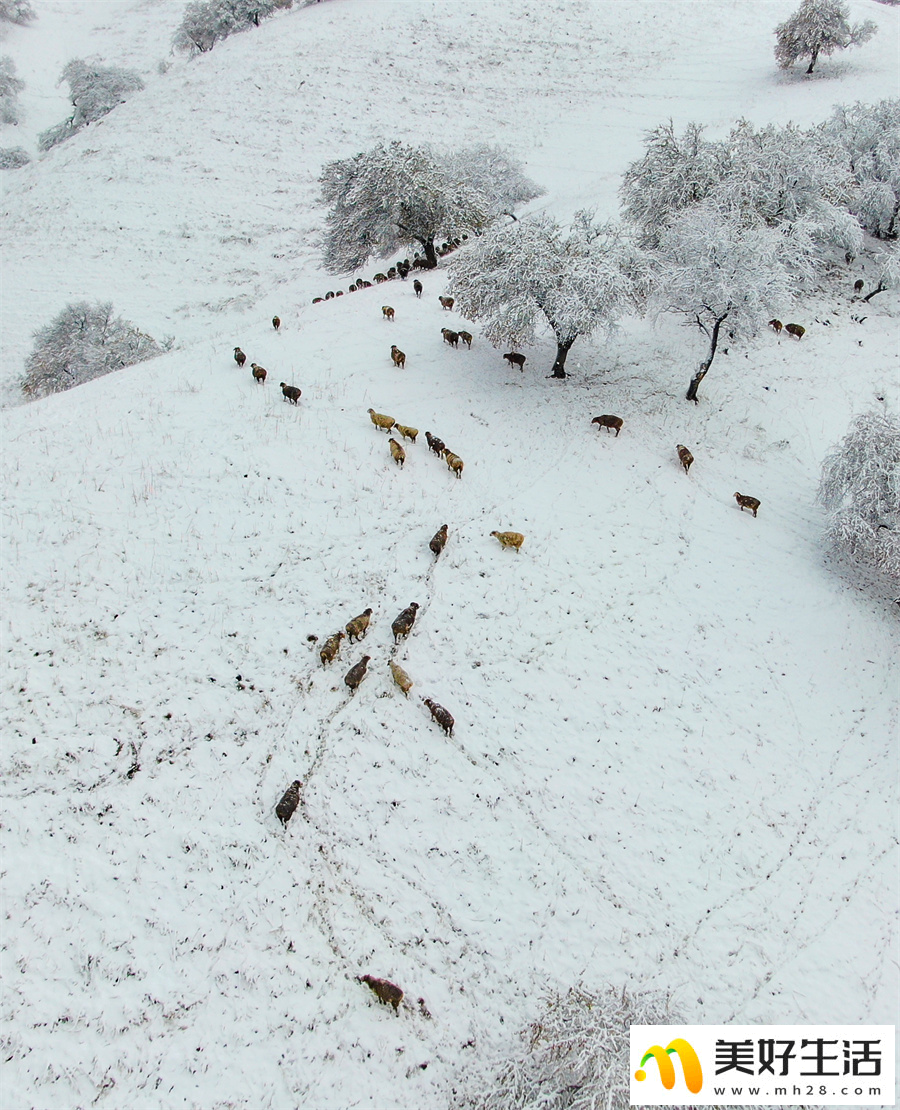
top-left (0, 145), bottom-right (30, 168)
top-left (38, 60), bottom-right (145, 151)
top-left (0, 0), bottom-right (35, 24)
top-left (821, 100), bottom-right (900, 240)
top-left (22, 302), bottom-right (166, 399)
top-left (0, 55), bottom-right (24, 125)
top-left (448, 211), bottom-right (637, 378)
top-left (774, 0), bottom-right (877, 75)
top-left (320, 140), bottom-right (542, 273)
top-left (819, 410), bottom-right (900, 579)
top-left (172, 0), bottom-right (280, 54)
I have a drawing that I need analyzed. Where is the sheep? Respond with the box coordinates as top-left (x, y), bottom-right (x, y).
top-left (425, 432), bottom-right (446, 457)
top-left (591, 415), bottom-right (623, 436)
top-left (768, 319), bottom-right (783, 334)
top-left (358, 975), bottom-right (404, 1011)
top-left (319, 631), bottom-right (345, 666)
top-left (391, 603), bottom-right (419, 644)
top-left (412, 256), bottom-right (429, 270)
top-left (368, 408), bottom-right (395, 432)
top-left (389, 659), bottom-right (413, 697)
top-left (357, 279), bottom-right (372, 289)
top-left (676, 444), bottom-right (694, 474)
top-left (344, 655), bottom-right (371, 692)
top-left (251, 363), bottom-right (267, 384)
top-left (490, 530), bottom-right (524, 553)
top-left (413, 279), bottom-right (423, 298)
top-left (503, 352), bottom-right (526, 371)
top-left (458, 331), bottom-right (473, 349)
top-left (853, 279), bottom-right (864, 294)
top-left (374, 272), bottom-right (388, 284)
top-left (389, 438), bottom-right (406, 467)
top-left (785, 323), bottom-right (805, 339)
top-left (348, 283), bottom-right (358, 293)
top-left (345, 608), bottom-right (373, 643)
top-left (442, 449), bottom-right (464, 479)
top-left (382, 305), bottom-right (395, 321)
top-left (439, 296), bottom-right (455, 311)
top-left (387, 267), bottom-right (398, 280)
top-left (312, 297), bottom-right (324, 304)
top-left (429, 524), bottom-right (448, 557)
top-left (233, 347), bottom-right (247, 368)
top-left (442, 328), bottom-right (459, 348)
top-left (397, 261), bottom-right (410, 280)
top-left (281, 383), bottom-right (302, 404)
top-left (423, 697), bottom-right (454, 736)
top-left (325, 291), bottom-right (335, 300)
top-left (272, 315), bottom-right (281, 330)
top-left (734, 492), bottom-right (761, 517)
top-left (394, 423), bottom-right (418, 443)
top-left (275, 780), bottom-right (302, 825)
top-left (391, 345), bottom-right (406, 369)
top-left (335, 290), bottom-right (344, 297)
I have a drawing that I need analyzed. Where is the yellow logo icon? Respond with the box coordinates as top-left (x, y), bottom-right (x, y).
top-left (634, 1038), bottom-right (703, 1094)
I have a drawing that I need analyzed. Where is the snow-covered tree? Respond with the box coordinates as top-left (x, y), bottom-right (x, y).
top-left (620, 120), bottom-right (723, 248)
top-left (0, 145), bottom-right (30, 168)
top-left (860, 248), bottom-right (900, 301)
top-left (774, 0), bottom-right (877, 74)
top-left (447, 211), bottom-right (638, 379)
top-left (172, 0), bottom-right (278, 54)
top-left (321, 141), bottom-right (540, 274)
top-left (822, 100), bottom-right (900, 239)
top-left (0, 55), bottom-right (24, 125)
top-left (38, 60), bottom-right (145, 150)
top-left (0, 0), bottom-right (35, 24)
top-left (651, 203), bottom-right (815, 402)
top-left (22, 302), bottom-right (166, 399)
top-left (818, 410), bottom-right (900, 579)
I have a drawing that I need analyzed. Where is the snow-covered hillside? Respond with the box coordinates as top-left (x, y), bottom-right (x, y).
top-left (1, 1), bottom-right (898, 1108)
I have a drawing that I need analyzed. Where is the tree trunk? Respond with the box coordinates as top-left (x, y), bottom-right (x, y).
top-left (862, 281), bottom-right (887, 303)
top-left (806, 49), bottom-right (818, 74)
top-left (550, 338), bottom-right (575, 379)
top-left (686, 312), bottom-right (727, 403)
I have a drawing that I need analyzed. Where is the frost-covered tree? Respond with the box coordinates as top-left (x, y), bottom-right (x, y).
top-left (38, 60), bottom-right (145, 151)
top-left (818, 411), bottom-right (900, 579)
top-left (172, 0), bottom-right (278, 54)
top-left (0, 145), bottom-right (30, 168)
top-left (822, 100), bottom-right (900, 239)
top-left (22, 302), bottom-right (166, 399)
top-left (0, 0), bottom-right (35, 24)
top-left (448, 212), bottom-right (637, 379)
top-left (0, 55), bottom-right (24, 125)
top-left (651, 204), bottom-right (815, 402)
top-left (775, 0), bottom-right (877, 74)
top-left (320, 141), bottom-right (541, 273)
top-left (860, 249), bottom-right (900, 301)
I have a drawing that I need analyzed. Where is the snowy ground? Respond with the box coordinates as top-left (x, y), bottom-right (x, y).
top-left (1, 1), bottom-right (898, 1108)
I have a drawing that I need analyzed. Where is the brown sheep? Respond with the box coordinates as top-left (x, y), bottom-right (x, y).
top-left (319, 631), bottom-right (345, 666)
top-left (676, 444), bottom-right (694, 474)
top-left (768, 319), bottom-right (783, 334)
top-left (345, 608), bottom-right (373, 643)
top-left (275, 780), bottom-right (302, 825)
top-left (382, 306), bottom-right (395, 321)
top-left (324, 291), bottom-right (335, 300)
top-left (358, 975), bottom-right (404, 1011)
top-left (233, 347), bottom-right (247, 368)
top-left (490, 530), bottom-right (524, 553)
top-left (389, 438), bottom-right (406, 467)
top-left (785, 323), bottom-right (805, 339)
top-left (394, 423), bottom-right (418, 443)
top-left (423, 697), bottom-right (454, 736)
top-left (374, 273), bottom-right (388, 284)
top-left (280, 383), bottom-right (302, 404)
top-left (391, 603), bottom-right (420, 643)
top-left (734, 492), bottom-right (761, 517)
top-left (503, 352), bottom-right (526, 371)
top-left (389, 660), bottom-right (413, 697)
top-left (592, 415), bottom-right (623, 436)
top-left (358, 279), bottom-right (372, 289)
top-left (391, 345), bottom-right (406, 369)
top-left (442, 328), bottom-right (459, 348)
top-left (368, 408), bottom-right (396, 432)
top-left (413, 279), bottom-right (423, 298)
top-left (439, 296), bottom-right (455, 311)
top-left (387, 267), bottom-right (397, 280)
top-left (272, 315), bottom-right (281, 330)
top-left (425, 432), bottom-right (446, 457)
top-left (251, 364), bottom-right (267, 384)
top-left (312, 297), bottom-right (324, 304)
top-left (458, 331), bottom-right (473, 349)
top-left (429, 524), bottom-right (448, 557)
top-left (442, 449), bottom-right (464, 479)
top-left (344, 655), bottom-right (371, 692)
top-left (853, 279), bottom-right (864, 294)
